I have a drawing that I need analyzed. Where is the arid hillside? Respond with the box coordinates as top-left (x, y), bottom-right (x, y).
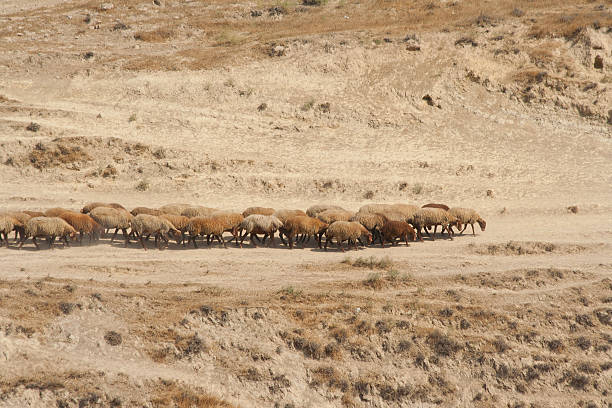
top-left (0, 1), bottom-right (611, 407)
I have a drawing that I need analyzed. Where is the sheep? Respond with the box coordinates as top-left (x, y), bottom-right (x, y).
top-left (131, 207), bottom-right (162, 216)
top-left (273, 209), bottom-right (308, 245)
top-left (22, 210), bottom-right (45, 218)
top-left (0, 215), bottom-right (23, 248)
top-left (44, 207), bottom-right (72, 217)
top-left (81, 202), bottom-right (125, 214)
top-left (89, 207), bottom-right (132, 246)
top-left (411, 208), bottom-right (459, 241)
top-left (316, 209), bottom-right (354, 224)
top-left (238, 215), bottom-right (283, 248)
top-left (422, 203), bottom-right (450, 211)
top-left (280, 216), bottom-right (328, 249)
top-left (242, 207), bottom-right (275, 218)
top-left (306, 204), bottom-right (346, 218)
top-left (357, 203), bottom-right (394, 214)
top-left (390, 204), bottom-right (419, 223)
top-left (210, 211), bottom-right (244, 246)
top-left (58, 211), bottom-right (103, 245)
top-left (324, 221), bottom-right (372, 252)
top-left (0, 211), bottom-right (30, 242)
top-left (19, 217), bottom-right (77, 249)
top-left (350, 212), bottom-right (386, 244)
top-left (159, 214), bottom-right (190, 245)
top-left (157, 203), bottom-right (192, 216)
top-left (379, 220), bottom-right (416, 248)
top-left (448, 207), bottom-right (486, 236)
top-left (181, 206), bottom-right (218, 218)
top-left (131, 214), bottom-right (180, 250)
top-left (187, 217), bottom-right (227, 248)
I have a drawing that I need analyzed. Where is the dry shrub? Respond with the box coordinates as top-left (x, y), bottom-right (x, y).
top-left (349, 256), bottom-right (393, 270)
top-left (151, 380), bottom-right (235, 408)
top-left (426, 330), bottom-right (462, 357)
top-left (311, 365), bottom-right (349, 391)
top-left (134, 28), bottom-right (174, 42)
top-left (28, 142), bottom-right (92, 169)
top-left (512, 69), bottom-right (547, 85)
top-left (104, 331), bottom-right (122, 346)
top-left (472, 241), bottom-right (585, 256)
top-left (529, 11), bottom-right (611, 39)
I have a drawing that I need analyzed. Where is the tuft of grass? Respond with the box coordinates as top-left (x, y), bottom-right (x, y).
top-left (412, 183), bottom-right (424, 195)
top-left (301, 99), bottom-right (315, 111)
top-left (104, 331), bottom-right (122, 346)
top-left (134, 28), bottom-right (174, 42)
top-left (427, 330), bottom-right (462, 357)
top-left (215, 31), bottom-right (245, 47)
top-left (128, 113), bottom-right (137, 122)
top-left (363, 272), bottom-right (382, 289)
top-left (303, 0), bottom-right (327, 5)
top-left (135, 179), bottom-right (150, 191)
top-left (278, 286), bottom-right (302, 297)
top-left (349, 256), bottom-right (393, 270)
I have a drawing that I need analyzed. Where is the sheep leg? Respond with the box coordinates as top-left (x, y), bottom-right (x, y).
top-left (416, 227), bottom-right (424, 242)
top-left (405, 233), bottom-right (409, 246)
top-left (32, 237), bottom-right (40, 250)
top-left (63, 235), bottom-right (70, 247)
top-left (288, 232), bottom-right (294, 249)
top-left (324, 236), bottom-right (330, 251)
top-left (139, 235), bottom-right (147, 250)
top-left (216, 234), bottom-right (226, 248)
top-left (250, 233), bottom-right (257, 247)
top-left (48, 235), bottom-right (56, 249)
top-left (338, 239), bottom-right (345, 253)
top-left (317, 234), bottom-right (323, 249)
top-left (2, 232), bottom-right (8, 248)
top-left (380, 235), bottom-right (385, 248)
top-left (122, 228), bottom-right (130, 247)
top-left (278, 230), bottom-right (287, 246)
top-left (268, 231), bottom-right (275, 247)
top-left (110, 228), bottom-right (119, 243)
top-left (432, 225), bottom-right (438, 237)
top-left (460, 224), bottom-right (468, 235)
top-left (190, 234), bottom-right (199, 249)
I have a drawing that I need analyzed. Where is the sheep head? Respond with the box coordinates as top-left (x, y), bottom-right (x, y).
top-left (477, 218), bottom-right (486, 231)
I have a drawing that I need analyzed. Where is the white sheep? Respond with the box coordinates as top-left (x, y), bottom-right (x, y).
top-left (181, 206), bottom-right (218, 218)
top-left (89, 207), bottom-right (133, 246)
top-left (0, 215), bottom-right (23, 248)
top-left (324, 221), bottom-right (372, 252)
top-left (238, 215), bottom-right (283, 248)
top-left (18, 217), bottom-right (77, 249)
top-left (306, 204), bottom-right (346, 218)
top-left (131, 214), bottom-right (180, 250)
top-left (411, 208), bottom-right (459, 241)
top-left (448, 207), bottom-right (486, 236)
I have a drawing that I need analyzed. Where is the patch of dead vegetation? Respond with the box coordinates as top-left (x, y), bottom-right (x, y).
top-left (470, 241), bottom-right (587, 255)
top-left (27, 141), bottom-right (92, 170)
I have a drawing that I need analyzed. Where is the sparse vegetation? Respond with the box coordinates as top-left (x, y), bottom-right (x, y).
top-left (135, 179), bottom-right (150, 191)
top-left (301, 99), bottom-right (315, 111)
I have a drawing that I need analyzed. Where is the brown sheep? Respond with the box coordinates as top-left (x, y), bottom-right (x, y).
top-left (0, 211), bottom-right (30, 242)
top-left (44, 207), bottom-right (72, 217)
top-left (19, 217), bottom-right (77, 249)
top-left (422, 203), bottom-right (450, 211)
top-left (211, 212), bottom-right (244, 246)
top-left (59, 212), bottom-right (103, 245)
top-left (0, 215), bottom-right (23, 248)
top-left (242, 206), bottom-right (275, 218)
top-left (159, 214), bottom-right (190, 245)
top-left (281, 216), bottom-right (328, 249)
top-left (324, 221), bottom-right (372, 252)
top-left (316, 209), bottom-right (354, 224)
top-left (131, 207), bottom-right (162, 216)
top-left (22, 210), bottom-right (45, 218)
top-left (380, 220), bottom-right (416, 248)
top-left (187, 217), bottom-right (227, 248)
top-left (81, 202), bottom-right (125, 214)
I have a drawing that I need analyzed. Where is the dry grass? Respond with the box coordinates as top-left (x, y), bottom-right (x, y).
top-left (27, 142), bottom-right (92, 169)
top-left (134, 28), bottom-right (175, 42)
top-left (528, 10), bottom-right (612, 39)
top-left (151, 380), bottom-right (236, 408)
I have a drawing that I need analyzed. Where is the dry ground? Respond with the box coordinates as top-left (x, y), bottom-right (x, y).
top-left (1, 0), bottom-right (611, 407)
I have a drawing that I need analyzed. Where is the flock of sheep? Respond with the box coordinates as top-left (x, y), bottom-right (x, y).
top-left (0, 202), bottom-right (486, 251)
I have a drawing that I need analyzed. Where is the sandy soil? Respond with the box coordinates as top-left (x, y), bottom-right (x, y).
top-left (1, 1), bottom-right (611, 407)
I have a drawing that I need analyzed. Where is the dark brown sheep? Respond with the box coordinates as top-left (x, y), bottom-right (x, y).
top-left (380, 220), bottom-right (416, 248)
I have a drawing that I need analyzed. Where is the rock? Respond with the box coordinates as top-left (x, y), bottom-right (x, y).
top-left (594, 55), bottom-right (603, 69)
top-left (406, 45), bottom-right (421, 51)
top-left (257, 103), bottom-right (267, 111)
top-left (250, 10), bottom-right (262, 17)
top-left (153, 0), bottom-right (162, 5)
top-left (486, 189), bottom-right (495, 198)
top-left (99, 3), bottom-right (114, 11)
top-left (567, 206), bottom-right (578, 214)
top-left (83, 51), bottom-right (94, 59)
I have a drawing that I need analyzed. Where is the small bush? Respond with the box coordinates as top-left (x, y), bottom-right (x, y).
top-left (59, 302), bottom-right (75, 315)
top-left (301, 99), bottom-right (315, 111)
top-left (26, 122), bottom-right (40, 132)
top-left (303, 0), bottom-right (326, 5)
top-left (128, 113), bottom-right (136, 122)
top-left (412, 183), bottom-right (424, 195)
top-left (104, 331), bottom-right (122, 346)
top-left (352, 256), bottom-right (393, 270)
top-left (278, 286), bottom-right (302, 297)
top-left (427, 330), bottom-right (462, 357)
top-left (363, 273), bottom-right (383, 289)
top-left (493, 338), bottom-right (510, 353)
top-left (135, 180), bottom-right (150, 191)
top-left (547, 339), bottom-right (564, 353)
top-left (512, 8), bottom-right (525, 17)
